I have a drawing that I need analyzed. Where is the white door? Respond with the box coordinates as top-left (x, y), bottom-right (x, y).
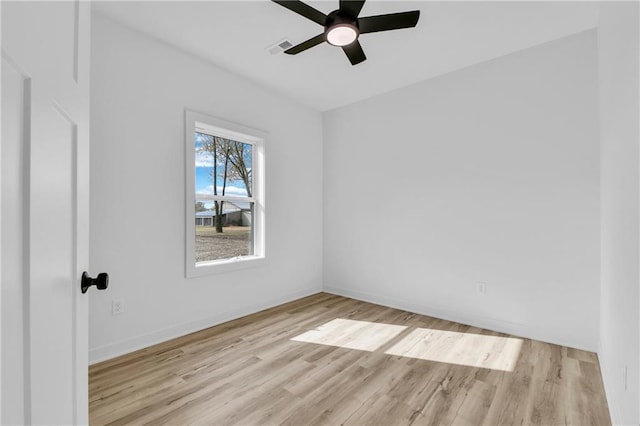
top-left (2, 1), bottom-right (91, 424)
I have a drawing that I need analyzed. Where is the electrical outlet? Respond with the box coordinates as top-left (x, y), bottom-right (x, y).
top-left (112, 298), bottom-right (124, 315)
top-left (478, 282), bottom-right (487, 295)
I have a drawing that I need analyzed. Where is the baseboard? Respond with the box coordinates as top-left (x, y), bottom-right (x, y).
top-left (323, 284), bottom-right (596, 352)
top-left (89, 286), bottom-right (322, 365)
top-left (90, 283), bottom-right (595, 365)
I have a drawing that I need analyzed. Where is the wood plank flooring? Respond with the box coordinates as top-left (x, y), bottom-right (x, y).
top-left (89, 293), bottom-right (611, 425)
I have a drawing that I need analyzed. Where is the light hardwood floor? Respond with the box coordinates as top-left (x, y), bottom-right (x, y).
top-left (89, 293), bottom-right (611, 425)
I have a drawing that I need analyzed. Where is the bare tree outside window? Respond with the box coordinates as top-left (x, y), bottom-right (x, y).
top-left (194, 132), bottom-right (254, 262)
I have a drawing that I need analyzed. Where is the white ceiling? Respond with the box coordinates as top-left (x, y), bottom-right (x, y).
top-left (93, 1), bottom-right (600, 111)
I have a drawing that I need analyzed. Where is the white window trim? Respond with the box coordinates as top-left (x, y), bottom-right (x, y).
top-left (185, 110), bottom-right (266, 277)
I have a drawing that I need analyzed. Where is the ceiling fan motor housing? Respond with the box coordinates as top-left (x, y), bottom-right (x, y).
top-left (325, 10), bottom-right (359, 45)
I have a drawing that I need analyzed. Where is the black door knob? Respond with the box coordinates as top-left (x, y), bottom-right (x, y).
top-left (81, 271), bottom-right (109, 294)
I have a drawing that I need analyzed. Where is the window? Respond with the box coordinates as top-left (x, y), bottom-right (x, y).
top-left (185, 111), bottom-right (265, 276)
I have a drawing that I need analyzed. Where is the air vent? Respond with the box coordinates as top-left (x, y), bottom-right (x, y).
top-left (266, 38), bottom-right (294, 55)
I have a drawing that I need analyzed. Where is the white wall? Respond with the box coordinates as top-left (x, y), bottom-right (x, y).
top-left (323, 31), bottom-right (600, 351)
top-left (597, 3), bottom-right (640, 425)
top-left (1, 51), bottom-right (27, 426)
top-left (89, 14), bottom-right (323, 363)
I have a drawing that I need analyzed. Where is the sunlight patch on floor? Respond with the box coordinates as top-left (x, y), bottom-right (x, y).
top-left (291, 318), bottom-right (408, 352)
top-left (292, 318), bottom-right (523, 371)
top-left (385, 328), bottom-right (523, 371)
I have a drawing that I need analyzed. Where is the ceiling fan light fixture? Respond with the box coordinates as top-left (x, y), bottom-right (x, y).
top-left (326, 24), bottom-right (358, 46)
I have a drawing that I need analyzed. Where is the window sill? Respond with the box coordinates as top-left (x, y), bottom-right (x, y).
top-left (186, 255), bottom-right (266, 278)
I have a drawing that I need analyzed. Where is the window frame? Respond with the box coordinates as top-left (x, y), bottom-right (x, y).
top-left (185, 110), bottom-right (266, 277)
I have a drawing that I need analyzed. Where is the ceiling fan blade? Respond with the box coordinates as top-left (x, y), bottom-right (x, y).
top-left (285, 33), bottom-right (327, 55)
top-left (340, 0), bottom-right (366, 18)
top-left (272, 0), bottom-right (327, 26)
top-left (342, 40), bottom-right (366, 65)
top-left (358, 10), bottom-right (420, 34)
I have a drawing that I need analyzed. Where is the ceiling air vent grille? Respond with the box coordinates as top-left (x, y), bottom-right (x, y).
top-left (267, 39), bottom-right (293, 55)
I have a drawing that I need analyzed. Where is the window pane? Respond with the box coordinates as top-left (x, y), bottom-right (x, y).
top-left (194, 131), bottom-right (255, 263)
top-left (195, 132), bottom-right (252, 200)
top-left (195, 201), bottom-right (254, 263)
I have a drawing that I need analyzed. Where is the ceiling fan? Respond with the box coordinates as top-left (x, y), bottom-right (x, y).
top-left (272, 0), bottom-right (420, 66)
